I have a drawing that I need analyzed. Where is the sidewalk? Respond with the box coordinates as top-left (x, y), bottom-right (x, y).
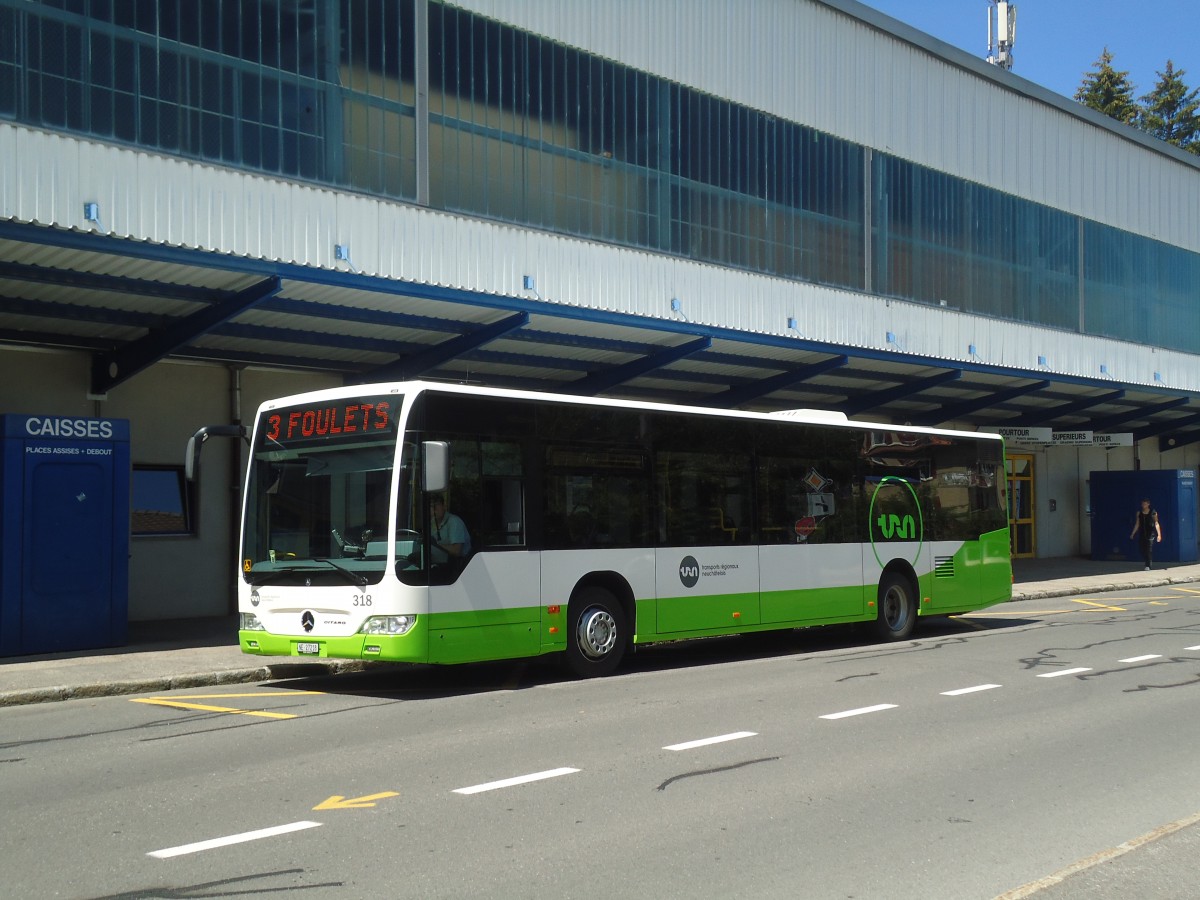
top-left (1008, 556), bottom-right (1200, 601)
top-left (2, 557), bottom-right (1199, 709)
top-left (0, 615), bottom-right (372, 708)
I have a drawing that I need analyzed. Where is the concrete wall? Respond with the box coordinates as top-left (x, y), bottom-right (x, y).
top-left (0, 346), bottom-right (338, 620)
top-left (1019, 441), bottom-right (1200, 558)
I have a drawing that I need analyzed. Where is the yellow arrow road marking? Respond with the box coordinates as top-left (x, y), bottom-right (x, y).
top-left (131, 698), bottom-right (296, 719)
top-left (313, 792), bottom-right (399, 811)
top-left (1070, 599), bottom-right (1127, 611)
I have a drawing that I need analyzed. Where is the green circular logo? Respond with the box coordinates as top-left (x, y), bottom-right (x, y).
top-left (868, 476), bottom-right (924, 570)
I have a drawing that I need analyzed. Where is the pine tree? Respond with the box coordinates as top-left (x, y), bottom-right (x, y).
top-left (1139, 61), bottom-right (1200, 152)
top-left (1074, 48), bottom-right (1138, 125)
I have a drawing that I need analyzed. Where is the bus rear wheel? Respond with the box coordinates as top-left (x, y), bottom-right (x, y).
top-left (871, 572), bottom-right (917, 641)
top-left (565, 587), bottom-right (627, 678)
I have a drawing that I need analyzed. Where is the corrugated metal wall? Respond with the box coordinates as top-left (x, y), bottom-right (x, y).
top-left (453, 0), bottom-right (1200, 253)
top-left (5, 119), bottom-right (1196, 395)
top-left (3, 0), bottom-right (1197, 390)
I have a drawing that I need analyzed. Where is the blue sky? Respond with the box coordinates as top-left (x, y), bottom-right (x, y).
top-left (858, 1), bottom-right (1199, 101)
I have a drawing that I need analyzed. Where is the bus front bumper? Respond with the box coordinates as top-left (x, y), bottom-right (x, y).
top-left (239, 616), bottom-right (428, 662)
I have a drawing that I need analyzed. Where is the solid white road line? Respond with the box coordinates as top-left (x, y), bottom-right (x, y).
top-left (819, 704), bottom-right (897, 720)
top-left (941, 684), bottom-right (1002, 696)
top-left (1036, 667), bottom-right (1092, 678)
top-left (148, 821), bottom-right (322, 859)
top-left (453, 767), bottom-right (580, 795)
top-left (663, 731), bottom-right (757, 751)
top-left (1119, 654), bottom-right (1162, 663)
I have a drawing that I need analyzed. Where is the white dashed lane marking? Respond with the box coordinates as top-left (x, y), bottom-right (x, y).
top-left (145, 641), bottom-right (1200, 862)
top-left (663, 731), bottom-right (757, 751)
top-left (149, 821), bottom-right (322, 859)
top-left (453, 767), bottom-right (580, 795)
top-left (819, 704), bottom-right (898, 720)
top-left (1037, 667), bottom-right (1092, 678)
top-left (941, 684), bottom-right (1002, 696)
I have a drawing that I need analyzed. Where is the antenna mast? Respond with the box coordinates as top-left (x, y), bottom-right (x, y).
top-left (986, 1), bottom-right (1017, 71)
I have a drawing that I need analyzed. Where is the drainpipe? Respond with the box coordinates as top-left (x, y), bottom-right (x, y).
top-left (228, 366), bottom-right (245, 615)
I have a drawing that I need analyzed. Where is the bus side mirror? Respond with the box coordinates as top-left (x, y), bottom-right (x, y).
top-left (423, 441), bottom-right (449, 492)
top-left (185, 424), bottom-right (248, 482)
top-left (184, 434), bottom-right (203, 483)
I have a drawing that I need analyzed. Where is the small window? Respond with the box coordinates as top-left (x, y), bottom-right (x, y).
top-left (131, 465), bottom-right (193, 536)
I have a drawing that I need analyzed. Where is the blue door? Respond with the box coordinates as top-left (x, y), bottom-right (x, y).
top-left (21, 451), bottom-right (116, 653)
top-left (1177, 472), bottom-right (1198, 562)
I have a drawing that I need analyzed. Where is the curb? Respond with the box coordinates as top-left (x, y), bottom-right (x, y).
top-left (1011, 573), bottom-right (1199, 603)
top-left (0, 659), bottom-right (376, 708)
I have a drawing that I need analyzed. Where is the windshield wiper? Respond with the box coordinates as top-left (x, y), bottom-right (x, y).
top-left (246, 559), bottom-right (367, 587)
top-left (310, 557), bottom-right (369, 586)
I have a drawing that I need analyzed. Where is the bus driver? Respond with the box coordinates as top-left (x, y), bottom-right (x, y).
top-left (430, 493), bottom-right (471, 562)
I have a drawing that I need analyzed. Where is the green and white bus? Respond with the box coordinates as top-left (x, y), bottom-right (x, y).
top-left (236, 381), bottom-right (1010, 676)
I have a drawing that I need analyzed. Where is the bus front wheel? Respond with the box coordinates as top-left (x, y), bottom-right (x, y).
top-left (871, 572), bottom-right (917, 641)
top-left (565, 587), bottom-right (627, 678)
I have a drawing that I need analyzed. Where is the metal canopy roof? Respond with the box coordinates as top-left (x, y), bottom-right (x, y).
top-left (3, 221), bottom-right (1199, 451)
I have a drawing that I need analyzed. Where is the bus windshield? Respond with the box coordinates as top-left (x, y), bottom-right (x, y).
top-left (241, 394), bottom-right (402, 586)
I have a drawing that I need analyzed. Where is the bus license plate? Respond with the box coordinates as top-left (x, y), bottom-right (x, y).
top-left (296, 642), bottom-right (320, 655)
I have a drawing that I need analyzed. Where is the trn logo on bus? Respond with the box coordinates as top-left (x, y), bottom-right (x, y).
top-left (867, 476), bottom-right (925, 570)
top-left (875, 513), bottom-right (917, 540)
top-left (678, 555), bottom-right (700, 589)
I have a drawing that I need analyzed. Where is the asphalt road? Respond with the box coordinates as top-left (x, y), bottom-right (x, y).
top-left (3, 585), bottom-right (1200, 900)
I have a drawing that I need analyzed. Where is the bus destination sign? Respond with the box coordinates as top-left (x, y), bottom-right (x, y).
top-left (263, 397), bottom-right (395, 445)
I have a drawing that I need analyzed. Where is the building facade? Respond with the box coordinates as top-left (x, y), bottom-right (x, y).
top-left (2, 0), bottom-right (1198, 620)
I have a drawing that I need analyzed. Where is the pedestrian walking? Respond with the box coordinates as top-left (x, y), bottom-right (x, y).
top-left (1129, 498), bottom-right (1162, 570)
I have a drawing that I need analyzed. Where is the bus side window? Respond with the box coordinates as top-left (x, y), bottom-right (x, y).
top-left (430, 440), bottom-right (525, 550)
top-left (656, 449), bottom-right (751, 546)
top-left (481, 476), bottom-right (524, 546)
top-left (544, 445), bottom-right (649, 549)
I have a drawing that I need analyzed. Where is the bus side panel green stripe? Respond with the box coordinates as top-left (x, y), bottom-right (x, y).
top-left (761, 584), bottom-right (866, 622)
top-left (922, 528), bottom-right (1013, 614)
top-left (657, 591), bottom-right (760, 632)
top-left (637, 585), bottom-right (868, 643)
top-left (427, 607), bottom-right (542, 664)
top-left (980, 527), bottom-right (1014, 603)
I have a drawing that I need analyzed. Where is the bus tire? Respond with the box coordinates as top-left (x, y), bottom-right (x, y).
top-left (565, 587), bottom-right (627, 677)
top-left (871, 571), bottom-right (917, 641)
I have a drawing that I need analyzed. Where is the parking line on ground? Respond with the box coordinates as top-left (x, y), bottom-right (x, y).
top-left (1071, 599), bottom-right (1127, 611)
top-left (131, 698), bottom-right (297, 719)
top-left (138, 691), bottom-right (324, 699)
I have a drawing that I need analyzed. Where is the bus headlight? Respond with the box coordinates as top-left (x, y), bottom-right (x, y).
top-left (240, 613), bottom-right (266, 631)
top-left (359, 615), bottom-right (416, 636)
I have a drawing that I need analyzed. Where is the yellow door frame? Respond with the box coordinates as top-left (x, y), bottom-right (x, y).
top-left (1006, 453), bottom-right (1036, 558)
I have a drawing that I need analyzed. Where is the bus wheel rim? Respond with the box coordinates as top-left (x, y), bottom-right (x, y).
top-left (883, 585), bottom-right (908, 629)
top-left (578, 608), bottom-right (617, 659)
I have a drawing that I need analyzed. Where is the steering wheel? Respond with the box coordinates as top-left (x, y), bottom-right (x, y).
top-left (394, 528), bottom-right (424, 566)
